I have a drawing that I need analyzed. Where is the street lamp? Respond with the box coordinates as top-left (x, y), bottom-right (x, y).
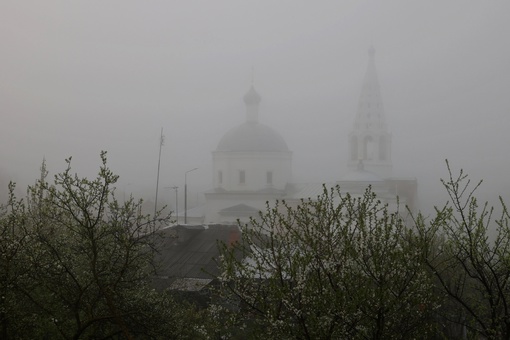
top-left (171, 186), bottom-right (178, 224)
top-left (184, 168), bottom-right (198, 224)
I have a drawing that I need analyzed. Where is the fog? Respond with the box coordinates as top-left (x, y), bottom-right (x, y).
top-left (1, 1), bottom-right (509, 214)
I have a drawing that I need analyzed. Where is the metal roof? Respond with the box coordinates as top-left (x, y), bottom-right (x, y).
top-left (153, 224), bottom-right (241, 285)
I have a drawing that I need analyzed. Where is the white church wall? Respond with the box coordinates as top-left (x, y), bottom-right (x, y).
top-left (212, 151), bottom-right (292, 191)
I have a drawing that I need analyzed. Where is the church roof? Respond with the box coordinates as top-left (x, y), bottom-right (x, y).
top-left (153, 224), bottom-right (240, 284)
top-left (341, 160), bottom-right (384, 182)
top-left (340, 169), bottom-right (383, 182)
top-left (218, 203), bottom-right (260, 216)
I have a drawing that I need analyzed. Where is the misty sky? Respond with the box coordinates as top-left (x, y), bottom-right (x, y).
top-left (1, 1), bottom-right (510, 211)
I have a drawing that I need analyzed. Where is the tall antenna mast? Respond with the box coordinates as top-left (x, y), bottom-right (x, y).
top-left (154, 127), bottom-right (164, 219)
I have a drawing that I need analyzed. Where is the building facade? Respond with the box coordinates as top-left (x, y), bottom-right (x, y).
top-left (339, 47), bottom-right (416, 212)
top-left (204, 85), bottom-right (293, 224)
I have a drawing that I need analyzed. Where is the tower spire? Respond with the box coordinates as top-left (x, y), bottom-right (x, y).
top-left (368, 45), bottom-right (375, 59)
top-left (347, 47), bottom-right (392, 178)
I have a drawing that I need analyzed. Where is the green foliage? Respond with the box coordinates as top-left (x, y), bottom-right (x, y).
top-left (0, 152), bottom-right (204, 339)
top-left (0, 182), bottom-right (32, 338)
top-left (216, 186), bottom-right (438, 339)
top-left (4, 154), bottom-right (510, 339)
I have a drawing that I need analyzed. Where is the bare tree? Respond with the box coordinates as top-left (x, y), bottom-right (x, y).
top-left (416, 161), bottom-right (510, 339)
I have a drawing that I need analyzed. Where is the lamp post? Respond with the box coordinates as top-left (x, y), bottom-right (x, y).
top-left (184, 168), bottom-right (198, 224)
top-left (171, 186), bottom-right (178, 224)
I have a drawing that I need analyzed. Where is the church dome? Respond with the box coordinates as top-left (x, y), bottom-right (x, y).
top-left (217, 122), bottom-right (289, 152)
top-left (217, 84), bottom-right (289, 152)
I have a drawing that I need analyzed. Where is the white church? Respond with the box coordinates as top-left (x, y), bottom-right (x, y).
top-left (190, 48), bottom-right (417, 225)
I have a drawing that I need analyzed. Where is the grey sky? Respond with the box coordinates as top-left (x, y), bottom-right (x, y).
top-left (1, 1), bottom-right (509, 211)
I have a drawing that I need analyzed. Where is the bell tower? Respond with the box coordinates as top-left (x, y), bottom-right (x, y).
top-left (347, 47), bottom-right (392, 178)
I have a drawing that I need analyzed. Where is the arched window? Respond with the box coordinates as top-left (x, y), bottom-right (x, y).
top-left (364, 136), bottom-right (374, 160)
top-left (351, 136), bottom-right (358, 161)
top-left (379, 136), bottom-right (387, 160)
